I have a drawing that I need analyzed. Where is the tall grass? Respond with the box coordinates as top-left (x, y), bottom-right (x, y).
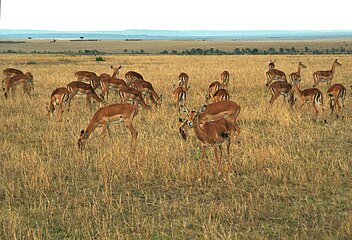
top-left (0, 54), bottom-right (351, 239)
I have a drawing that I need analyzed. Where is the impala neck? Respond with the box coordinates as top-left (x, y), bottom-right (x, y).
top-left (331, 63), bottom-right (336, 74)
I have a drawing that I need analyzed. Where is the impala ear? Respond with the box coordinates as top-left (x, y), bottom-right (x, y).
top-left (80, 129), bottom-right (85, 136)
top-left (199, 104), bottom-right (206, 113)
top-left (118, 66), bottom-right (122, 69)
top-left (179, 117), bottom-right (184, 123)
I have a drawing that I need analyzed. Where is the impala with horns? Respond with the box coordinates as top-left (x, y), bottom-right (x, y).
top-left (125, 70), bottom-right (144, 86)
top-left (179, 110), bottom-right (232, 175)
top-left (265, 60), bottom-right (287, 86)
top-left (178, 72), bottom-right (190, 91)
top-left (118, 85), bottom-right (151, 111)
top-left (46, 87), bottom-right (70, 120)
top-left (75, 70), bottom-right (101, 90)
top-left (172, 86), bottom-right (188, 113)
top-left (327, 83), bottom-right (346, 118)
top-left (2, 68), bottom-right (23, 87)
top-left (66, 81), bottom-right (104, 110)
top-left (206, 88), bottom-right (230, 104)
top-left (78, 103), bottom-right (139, 151)
top-left (3, 72), bottom-right (33, 99)
top-left (289, 61), bottom-right (307, 86)
top-left (268, 81), bottom-right (294, 108)
top-left (291, 84), bottom-right (324, 121)
top-left (220, 70), bottom-right (230, 88)
top-left (131, 79), bottom-right (162, 107)
top-left (313, 59), bottom-right (341, 87)
top-left (99, 76), bottom-right (127, 101)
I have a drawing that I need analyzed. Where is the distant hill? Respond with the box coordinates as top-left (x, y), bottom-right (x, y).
top-left (1, 29), bottom-right (352, 40)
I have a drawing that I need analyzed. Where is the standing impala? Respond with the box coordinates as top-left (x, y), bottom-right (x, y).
top-left (178, 72), bottom-right (190, 91)
top-left (289, 61), bottom-right (307, 86)
top-left (46, 87), bottom-right (70, 120)
top-left (268, 81), bottom-right (294, 108)
top-left (2, 68), bottom-right (23, 87)
top-left (327, 83), bottom-right (346, 118)
top-left (313, 59), bottom-right (341, 87)
top-left (125, 71), bottom-right (144, 86)
top-left (291, 84), bottom-right (324, 121)
top-left (78, 103), bottom-right (139, 151)
top-left (265, 60), bottom-right (287, 86)
top-left (179, 111), bottom-right (232, 176)
top-left (206, 88), bottom-right (230, 104)
top-left (99, 76), bottom-right (127, 101)
top-left (3, 72), bottom-right (33, 99)
top-left (118, 85), bottom-right (151, 111)
top-left (75, 70), bottom-right (101, 90)
top-left (131, 79), bottom-right (162, 106)
top-left (220, 70), bottom-right (230, 88)
top-left (172, 86), bottom-right (188, 113)
top-left (206, 81), bottom-right (223, 100)
top-left (66, 81), bottom-right (103, 110)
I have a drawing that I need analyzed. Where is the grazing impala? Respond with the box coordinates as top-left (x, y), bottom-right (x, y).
top-left (206, 81), bottom-right (223, 100)
top-left (313, 59), bottom-right (341, 87)
top-left (206, 88), bottom-right (230, 104)
top-left (327, 83), bottom-right (346, 118)
top-left (66, 81), bottom-right (103, 110)
top-left (3, 72), bottom-right (33, 99)
top-left (179, 111), bottom-right (232, 175)
top-left (291, 84), bottom-right (324, 120)
top-left (2, 68), bottom-right (23, 87)
top-left (125, 70), bottom-right (144, 86)
top-left (99, 76), bottom-right (127, 101)
top-left (220, 70), bottom-right (230, 88)
top-left (78, 103), bottom-right (139, 151)
top-left (46, 87), bottom-right (70, 120)
top-left (268, 81), bottom-right (294, 107)
top-left (118, 85), bottom-right (151, 111)
top-left (289, 61), bottom-right (307, 86)
top-left (178, 72), bottom-right (190, 90)
top-left (75, 70), bottom-right (101, 90)
top-left (131, 79), bottom-right (162, 106)
top-left (266, 60), bottom-right (287, 86)
top-left (172, 86), bottom-right (188, 113)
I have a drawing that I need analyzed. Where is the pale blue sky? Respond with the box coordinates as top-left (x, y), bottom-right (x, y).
top-left (1, 0), bottom-right (351, 31)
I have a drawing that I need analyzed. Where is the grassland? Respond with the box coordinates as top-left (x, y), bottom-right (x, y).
top-left (0, 52), bottom-right (351, 239)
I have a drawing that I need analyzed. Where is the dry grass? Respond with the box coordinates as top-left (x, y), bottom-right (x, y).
top-left (0, 53), bottom-right (352, 239)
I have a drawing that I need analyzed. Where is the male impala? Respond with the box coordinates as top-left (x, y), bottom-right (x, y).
top-left (289, 61), bottom-right (307, 86)
top-left (125, 71), bottom-right (144, 86)
top-left (131, 79), bottom-right (162, 106)
top-left (268, 81), bottom-right (294, 108)
top-left (266, 60), bottom-right (287, 86)
top-left (78, 103), bottom-right (139, 151)
top-left (313, 59), bottom-right (341, 87)
top-left (2, 68), bottom-right (23, 87)
top-left (206, 81), bottom-right (223, 100)
top-left (75, 70), bottom-right (101, 90)
top-left (172, 86), bottom-right (188, 113)
top-left (291, 84), bottom-right (324, 120)
top-left (206, 88), bottom-right (230, 103)
top-left (327, 83), bottom-right (346, 118)
top-left (118, 85), bottom-right (151, 111)
top-left (179, 111), bottom-right (232, 175)
top-left (99, 76), bottom-right (127, 101)
top-left (3, 72), bottom-right (33, 99)
top-left (220, 70), bottom-right (230, 88)
top-left (66, 81), bottom-right (103, 110)
top-left (178, 72), bottom-right (190, 90)
top-left (46, 87), bottom-right (70, 120)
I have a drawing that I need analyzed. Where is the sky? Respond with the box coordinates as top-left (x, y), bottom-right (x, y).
top-left (0, 0), bottom-right (351, 31)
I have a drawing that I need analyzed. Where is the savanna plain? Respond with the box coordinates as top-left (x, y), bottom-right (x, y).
top-left (0, 49), bottom-right (352, 239)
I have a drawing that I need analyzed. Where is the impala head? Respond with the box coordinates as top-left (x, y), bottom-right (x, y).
top-left (179, 118), bottom-right (189, 141)
top-left (299, 61), bottom-right (307, 69)
top-left (111, 65), bottom-right (122, 75)
top-left (78, 129), bottom-right (89, 151)
top-left (268, 60), bottom-right (276, 69)
top-left (333, 59), bottom-right (342, 67)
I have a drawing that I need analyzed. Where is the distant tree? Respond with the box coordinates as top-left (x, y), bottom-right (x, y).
top-left (80, 36), bottom-right (84, 40)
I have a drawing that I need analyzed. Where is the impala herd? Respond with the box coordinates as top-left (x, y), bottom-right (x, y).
top-left (1, 58), bottom-right (348, 176)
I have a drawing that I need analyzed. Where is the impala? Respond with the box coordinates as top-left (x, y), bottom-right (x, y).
top-left (268, 81), bottom-right (294, 107)
top-left (289, 61), bottom-right (307, 86)
top-left (2, 68), bottom-right (23, 87)
top-left (46, 87), bottom-right (70, 120)
top-left (220, 70), bottom-right (230, 88)
top-left (179, 111), bottom-right (232, 175)
top-left (172, 86), bottom-right (188, 113)
top-left (66, 81), bottom-right (103, 110)
top-left (178, 72), bottom-right (190, 90)
top-left (125, 70), bottom-right (144, 86)
top-left (206, 88), bottom-right (230, 103)
top-left (131, 79), bottom-right (162, 106)
top-left (266, 60), bottom-right (287, 86)
top-left (291, 84), bottom-right (324, 120)
top-left (75, 70), bottom-right (101, 90)
top-left (78, 103), bottom-right (139, 151)
top-left (99, 65), bottom-right (122, 79)
top-left (3, 72), bottom-right (33, 99)
top-left (99, 76), bottom-right (127, 101)
top-left (313, 59), bottom-right (341, 87)
top-left (327, 83), bottom-right (346, 118)
top-left (118, 85), bottom-right (151, 111)
top-left (206, 81), bottom-right (223, 100)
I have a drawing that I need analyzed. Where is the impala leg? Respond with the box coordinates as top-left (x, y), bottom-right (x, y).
top-left (59, 101), bottom-right (64, 121)
top-left (213, 145), bottom-right (221, 175)
top-left (67, 92), bottom-right (77, 111)
top-left (269, 93), bottom-right (280, 104)
top-left (312, 101), bottom-right (318, 121)
top-left (125, 119), bottom-right (138, 148)
top-left (201, 144), bottom-right (206, 177)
